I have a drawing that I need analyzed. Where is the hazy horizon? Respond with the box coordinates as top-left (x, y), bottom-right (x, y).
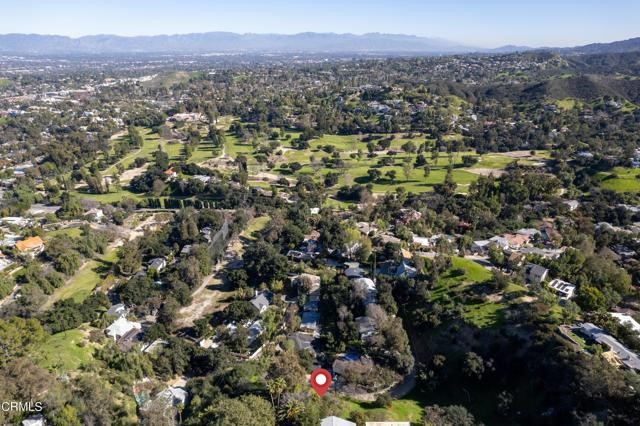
top-left (2, 0), bottom-right (640, 49)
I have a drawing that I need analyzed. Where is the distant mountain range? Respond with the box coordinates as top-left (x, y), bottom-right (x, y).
top-left (0, 32), bottom-right (639, 56)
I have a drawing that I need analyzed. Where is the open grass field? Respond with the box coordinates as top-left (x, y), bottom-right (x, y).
top-left (430, 257), bottom-right (508, 328)
top-left (42, 247), bottom-right (118, 309)
top-left (45, 226), bottom-right (83, 240)
top-left (35, 327), bottom-right (95, 372)
top-left (74, 126), bottom-right (192, 203)
top-left (341, 395), bottom-right (424, 423)
top-left (217, 124), bottom-right (551, 196)
top-left (239, 216), bottom-right (270, 240)
top-left (555, 98), bottom-right (581, 110)
top-left (104, 127), bottom-right (183, 175)
top-left (189, 139), bottom-right (219, 163)
top-left (34, 327), bottom-right (139, 422)
top-left (596, 167), bottom-right (640, 192)
top-left (143, 71), bottom-right (198, 89)
top-left (71, 188), bottom-right (143, 203)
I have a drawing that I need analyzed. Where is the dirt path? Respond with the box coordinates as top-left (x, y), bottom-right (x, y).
top-left (109, 164), bottom-right (148, 183)
top-left (175, 273), bottom-right (231, 328)
top-left (499, 150), bottom-right (541, 159)
top-left (347, 368), bottom-right (416, 402)
top-left (466, 168), bottom-right (505, 176)
top-left (0, 266), bottom-right (23, 308)
top-left (175, 236), bottom-right (243, 327)
top-left (249, 171), bottom-right (294, 183)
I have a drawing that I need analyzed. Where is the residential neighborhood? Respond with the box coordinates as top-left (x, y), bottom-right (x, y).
top-left (1, 5), bottom-right (640, 425)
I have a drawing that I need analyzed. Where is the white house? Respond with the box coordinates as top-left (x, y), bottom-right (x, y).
top-left (250, 292), bottom-right (270, 314)
top-left (548, 279), bottom-right (576, 300)
top-left (365, 422), bottom-right (411, 426)
top-left (563, 200), bottom-right (580, 211)
top-left (106, 317), bottom-right (142, 341)
top-left (106, 303), bottom-right (127, 318)
top-left (84, 208), bottom-right (104, 222)
top-left (154, 386), bottom-right (188, 408)
top-left (352, 277), bottom-right (376, 304)
top-left (524, 263), bottom-right (549, 285)
top-left (321, 417), bottom-right (356, 426)
top-left (148, 258), bottom-right (167, 273)
top-left (471, 240), bottom-right (491, 254)
top-left (22, 414), bottom-right (45, 426)
top-left (611, 313), bottom-right (640, 335)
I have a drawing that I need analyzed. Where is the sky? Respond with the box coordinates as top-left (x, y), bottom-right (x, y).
top-left (2, 0), bottom-right (639, 48)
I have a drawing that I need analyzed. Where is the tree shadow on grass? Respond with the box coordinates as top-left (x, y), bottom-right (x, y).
top-left (93, 258), bottom-right (115, 276)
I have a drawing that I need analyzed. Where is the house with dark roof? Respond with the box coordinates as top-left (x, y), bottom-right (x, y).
top-left (289, 331), bottom-right (316, 354)
top-left (524, 263), bottom-right (549, 285)
top-left (378, 260), bottom-right (417, 278)
top-left (355, 316), bottom-right (376, 339)
top-left (576, 323), bottom-right (640, 371)
top-left (301, 310), bottom-right (320, 333)
top-left (106, 303), bottom-right (127, 318)
top-left (344, 262), bottom-right (366, 278)
top-left (250, 292), bottom-right (270, 314)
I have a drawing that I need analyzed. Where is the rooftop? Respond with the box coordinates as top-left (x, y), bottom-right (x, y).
top-left (15, 236), bottom-right (44, 252)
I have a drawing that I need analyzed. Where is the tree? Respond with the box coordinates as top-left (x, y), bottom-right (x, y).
top-left (401, 141), bottom-right (417, 153)
top-left (119, 274), bottom-right (155, 305)
top-left (489, 270), bottom-right (510, 291)
top-left (56, 192), bottom-right (83, 219)
top-left (152, 179), bottom-right (166, 196)
top-left (402, 158), bottom-right (413, 182)
top-left (116, 241), bottom-right (142, 276)
top-left (463, 351), bottom-right (485, 380)
top-left (266, 377), bottom-right (287, 407)
top-left (423, 405), bottom-right (476, 426)
top-left (243, 241), bottom-right (288, 286)
top-left (423, 165), bottom-right (431, 182)
top-left (577, 286), bottom-right (607, 311)
top-left (487, 244), bottom-right (504, 267)
top-left (415, 153), bottom-right (427, 167)
top-left (562, 300), bottom-right (581, 324)
top-left (199, 395), bottom-right (275, 425)
top-left (462, 155), bottom-right (479, 167)
top-left (51, 405), bottom-right (82, 426)
top-left (154, 147), bottom-right (170, 170)
top-left (356, 237), bottom-right (372, 263)
top-left (0, 317), bottom-right (46, 367)
top-left (385, 170), bottom-right (397, 183)
top-left (367, 168), bottom-right (382, 182)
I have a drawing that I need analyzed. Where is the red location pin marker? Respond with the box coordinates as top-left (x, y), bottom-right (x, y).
top-left (310, 368), bottom-right (331, 397)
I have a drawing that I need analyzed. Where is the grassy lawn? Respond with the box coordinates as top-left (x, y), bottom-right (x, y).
top-left (34, 327), bottom-right (138, 423)
top-left (430, 257), bottom-right (510, 327)
top-left (596, 167), bottom-right (640, 192)
top-left (209, 127), bottom-right (551, 196)
top-left (240, 216), bottom-right (271, 240)
top-left (45, 227), bottom-right (83, 240)
top-left (35, 327), bottom-right (96, 372)
top-left (104, 127), bottom-right (182, 175)
top-left (70, 188), bottom-right (143, 203)
top-left (341, 396), bottom-right (424, 423)
top-left (190, 140), bottom-right (218, 162)
top-left (555, 98), bottom-right (581, 110)
top-left (42, 247), bottom-right (118, 309)
top-left (224, 133), bottom-right (255, 159)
